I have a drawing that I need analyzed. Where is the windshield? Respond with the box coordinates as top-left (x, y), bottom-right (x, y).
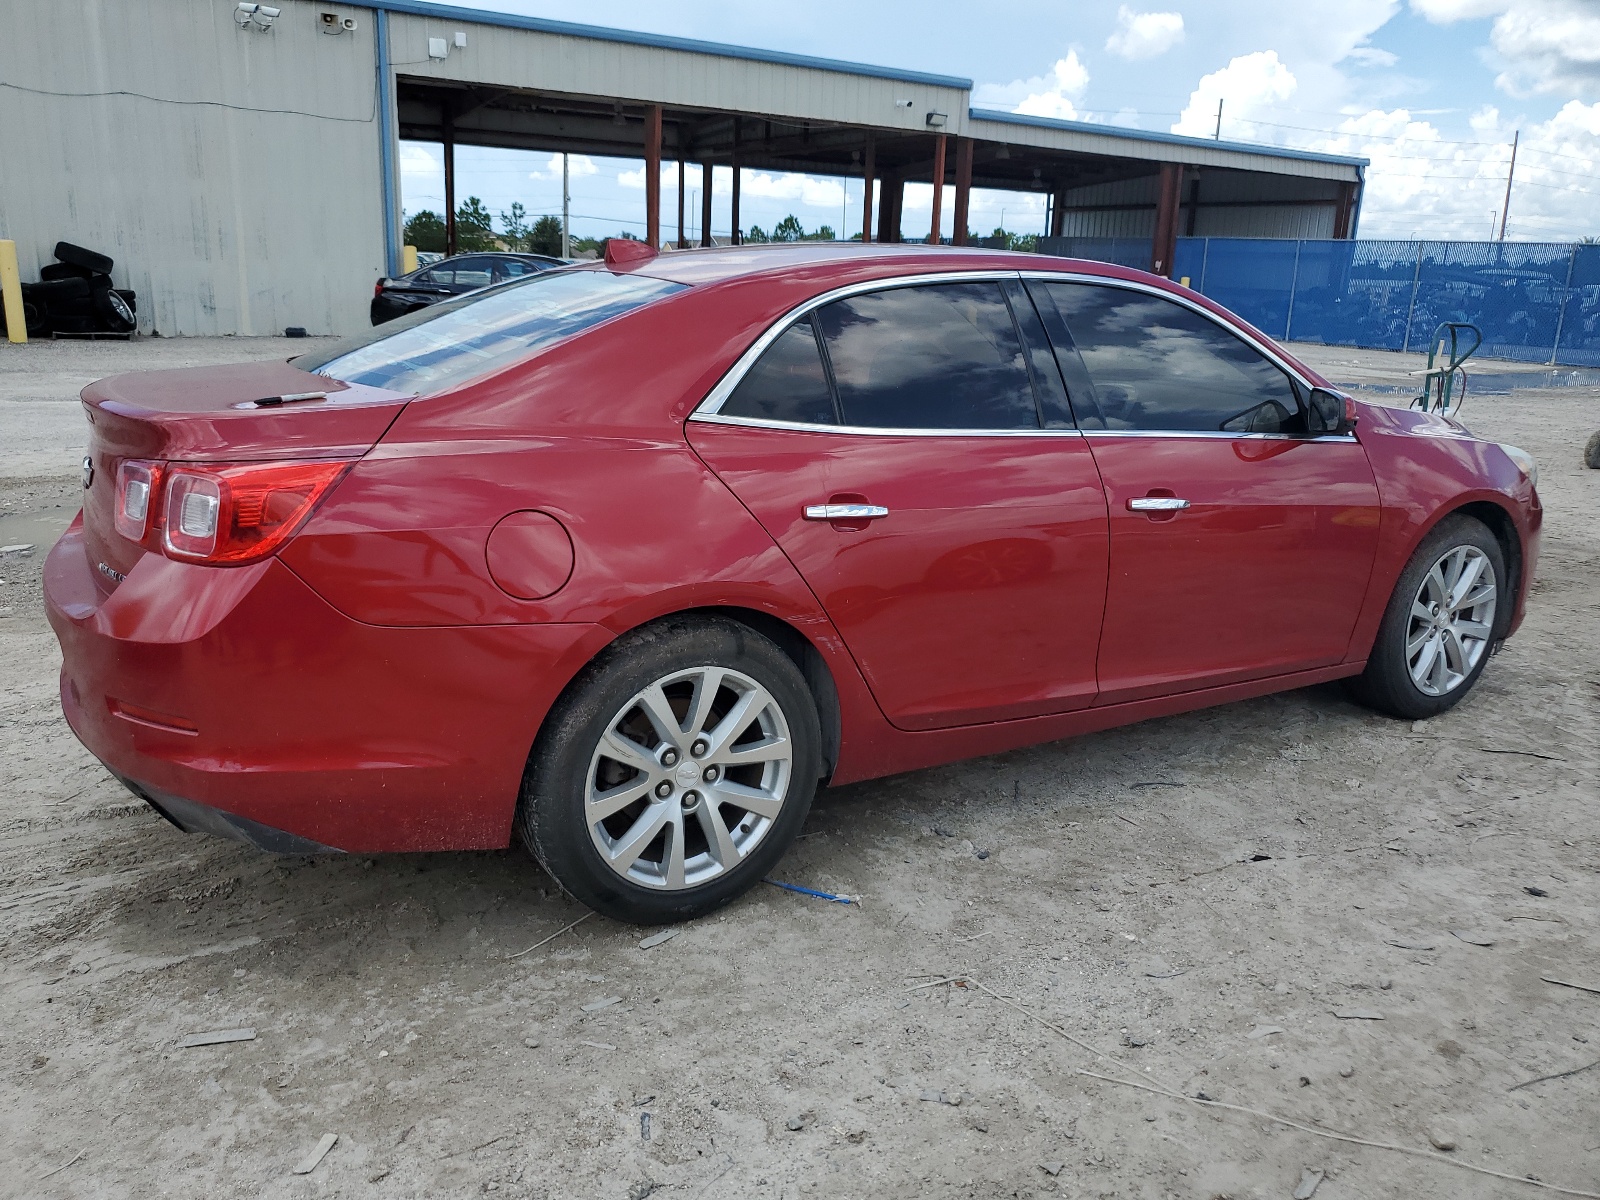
top-left (297, 269), bottom-right (686, 395)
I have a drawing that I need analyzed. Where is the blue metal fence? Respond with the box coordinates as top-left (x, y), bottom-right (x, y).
top-left (1043, 236), bottom-right (1600, 367)
top-left (1182, 239), bottom-right (1599, 365)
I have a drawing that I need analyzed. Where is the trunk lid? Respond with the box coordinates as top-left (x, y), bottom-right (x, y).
top-left (79, 360), bottom-right (410, 589)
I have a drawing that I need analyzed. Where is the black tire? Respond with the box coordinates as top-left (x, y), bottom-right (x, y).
top-left (517, 616), bottom-right (822, 924)
top-left (39, 261), bottom-right (98, 282)
top-left (25, 276), bottom-right (92, 308)
top-left (53, 241), bottom-right (114, 274)
top-left (93, 282), bottom-right (136, 332)
top-left (1345, 514), bottom-right (1506, 720)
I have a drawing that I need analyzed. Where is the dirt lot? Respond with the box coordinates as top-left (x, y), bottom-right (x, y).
top-left (1, 336), bottom-right (1596, 1200)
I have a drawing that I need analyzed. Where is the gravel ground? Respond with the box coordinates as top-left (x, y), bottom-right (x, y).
top-left (1, 336), bottom-right (1596, 1200)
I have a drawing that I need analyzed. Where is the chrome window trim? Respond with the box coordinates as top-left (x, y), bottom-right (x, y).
top-left (692, 270), bottom-right (1029, 420)
top-left (1080, 428), bottom-right (1357, 443)
top-left (690, 412), bottom-right (1086, 438)
top-left (1016, 269), bottom-right (1320, 397)
top-left (688, 267), bottom-right (1356, 442)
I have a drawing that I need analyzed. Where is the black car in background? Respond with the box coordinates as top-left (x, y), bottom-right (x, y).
top-left (370, 252), bottom-right (567, 324)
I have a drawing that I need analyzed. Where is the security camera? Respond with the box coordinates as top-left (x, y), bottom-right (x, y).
top-left (236, 1), bottom-right (278, 29)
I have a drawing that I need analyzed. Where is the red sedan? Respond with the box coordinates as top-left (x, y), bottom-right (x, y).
top-left (45, 243), bottom-right (1541, 923)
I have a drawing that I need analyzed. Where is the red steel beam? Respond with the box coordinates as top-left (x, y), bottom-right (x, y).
top-left (951, 137), bottom-right (973, 246)
top-left (928, 134), bottom-right (947, 245)
top-left (861, 133), bottom-right (876, 244)
top-left (644, 104), bottom-right (663, 248)
top-left (1151, 162), bottom-right (1183, 277)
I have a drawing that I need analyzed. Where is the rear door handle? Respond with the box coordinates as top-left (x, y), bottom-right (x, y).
top-left (1128, 497), bottom-right (1190, 512)
top-left (804, 503), bottom-right (889, 521)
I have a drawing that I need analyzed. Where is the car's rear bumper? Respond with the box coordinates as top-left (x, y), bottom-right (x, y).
top-left (45, 517), bottom-right (611, 853)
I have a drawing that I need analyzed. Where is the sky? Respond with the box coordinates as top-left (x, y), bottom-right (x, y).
top-left (399, 0), bottom-right (1600, 245)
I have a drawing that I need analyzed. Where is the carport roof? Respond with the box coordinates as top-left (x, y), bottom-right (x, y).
top-left (970, 109), bottom-right (1369, 169)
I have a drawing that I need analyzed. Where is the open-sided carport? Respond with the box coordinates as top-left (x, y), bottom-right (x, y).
top-left (379, 1), bottom-right (1366, 276)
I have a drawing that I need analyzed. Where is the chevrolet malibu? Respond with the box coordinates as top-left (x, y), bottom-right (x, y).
top-left (45, 242), bottom-right (1541, 924)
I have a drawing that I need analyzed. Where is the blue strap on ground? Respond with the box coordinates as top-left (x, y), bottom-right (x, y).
top-left (764, 879), bottom-right (853, 904)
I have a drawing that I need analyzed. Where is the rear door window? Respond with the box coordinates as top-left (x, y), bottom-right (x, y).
top-left (299, 269), bottom-right (685, 395)
top-left (720, 317), bottom-right (838, 426)
top-left (812, 282), bottom-right (1040, 430)
top-left (1038, 282), bottom-right (1303, 433)
top-left (446, 258), bottom-right (494, 290)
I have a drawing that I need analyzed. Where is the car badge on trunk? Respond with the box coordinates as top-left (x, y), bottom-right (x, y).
top-left (82, 456), bottom-right (94, 488)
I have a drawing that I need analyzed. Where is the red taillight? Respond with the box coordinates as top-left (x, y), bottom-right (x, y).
top-left (374, 280), bottom-right (385, 297)
top-left (156, 459), bottom-right (352, 565)
top-left (114, 459), bottom-right (163, 542)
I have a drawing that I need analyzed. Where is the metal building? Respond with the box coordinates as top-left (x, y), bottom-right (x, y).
top-left (0, 0), bottom-right (1367, 336)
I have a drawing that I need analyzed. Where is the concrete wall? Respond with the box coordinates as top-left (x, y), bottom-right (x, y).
top-left (0, 0), bottom-right (385, 336)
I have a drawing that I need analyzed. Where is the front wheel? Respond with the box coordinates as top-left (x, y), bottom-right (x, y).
top-left (1346, 514), bottom-right (1505, 720)
top-left (517, 617), bottom-right (822, 924)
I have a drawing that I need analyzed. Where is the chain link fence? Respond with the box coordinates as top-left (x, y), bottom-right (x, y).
top-left (1038, 236), bottom-right (1600, 367)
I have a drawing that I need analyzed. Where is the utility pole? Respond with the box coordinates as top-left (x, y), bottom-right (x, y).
top-left (561, 153), bottom-right (571, 258)
top-left (1498, 130), bottom-right (1519, 242)
top-left (1214, 99), bottom-right (1223, 140)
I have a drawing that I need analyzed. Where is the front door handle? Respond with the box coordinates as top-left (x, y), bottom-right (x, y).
top-left (804, 503), bottom-right (889, 521)
top-left (1128, 497), bottom-right (1190, 512)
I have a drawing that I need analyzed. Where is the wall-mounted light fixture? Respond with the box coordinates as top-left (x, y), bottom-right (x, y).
top-left (235, 3), bottom-right (280, 31)
top-left (427, 36), bottom-right (448, 58)
top-left (926, 111), bottom-right (948, 129)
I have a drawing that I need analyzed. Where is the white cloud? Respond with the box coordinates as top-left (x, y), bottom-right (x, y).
top-left (1106, 7), bottom-right (1186, 60)
top-left (616, 163), bottom-right (845, 209)
top-left (527, 153), bottom-right (598, 181)
top-left (976, 52), bottom-right (1092, 119)
top-left (1345, 46), bottom-right (1400, 67)
top-left (1172, 50), bottom-right (1298, 139)
top-left (1411, 0), bottom-right (1600, 97)
top-left (1012, 51), bottom-right (1092, 120)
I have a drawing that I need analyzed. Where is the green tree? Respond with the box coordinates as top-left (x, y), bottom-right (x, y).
top-left (499, 202), bottom-right (531, 250)
top-left (528, 214), bottom-right (564, 256)
top-left (772, 215), bottom-right (805, 242)
top-left (808, 224), bottom-right (836, 241)
top-left (455, 196), bottom-right (496, 251)
top-left (404, 210), bottom-right (446, 253)
top-left (745, 225), bottom-right (770, 243)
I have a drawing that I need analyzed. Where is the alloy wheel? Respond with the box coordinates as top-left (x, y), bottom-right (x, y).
top-left (1406, 545), bottom-right (1497, 697)
top-left (584, 666), bottom-right (793, 890)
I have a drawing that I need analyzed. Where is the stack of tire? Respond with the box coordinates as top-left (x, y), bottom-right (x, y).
top-left (19, 242), bottom-right (137, 337)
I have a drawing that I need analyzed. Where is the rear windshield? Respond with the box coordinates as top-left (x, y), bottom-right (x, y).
top-left (297, 269), bottom-right (686, 395)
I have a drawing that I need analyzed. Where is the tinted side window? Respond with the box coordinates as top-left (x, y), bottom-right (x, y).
top-left (448, 258), bottom-right (494, 290)
top-left (497, 259), bottom-right (539, 279)
top-left (721, 318), bottom-right (837, 426)
top-left (1042, 282), bottom-right (1303, 434)
top-left (814, 283), bottom-right (1040, 430)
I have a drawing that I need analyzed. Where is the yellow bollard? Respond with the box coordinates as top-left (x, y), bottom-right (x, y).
top-left (0, 240), bottom-right (26, 344)
top-left (402, 244), bottom-right (419, 275)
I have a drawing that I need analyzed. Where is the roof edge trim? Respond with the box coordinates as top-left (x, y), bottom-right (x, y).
top-left (968, 108), bottom-right (1370, 168)
top-left (370, 1), bottom-right (975, 90)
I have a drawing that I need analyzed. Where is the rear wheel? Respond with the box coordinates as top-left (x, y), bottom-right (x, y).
top-left (1347, 515), bottom-right (1504, 719)
top-left (517, 617), bottom-right (821, 924)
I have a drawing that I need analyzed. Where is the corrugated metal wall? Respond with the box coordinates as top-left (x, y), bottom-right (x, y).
top-left (0, 0), bottom-right (384, 335)
top-left (1055, 170), bottom-right (1340, 241)
top-left (386, 13), bottom-right (969, 136)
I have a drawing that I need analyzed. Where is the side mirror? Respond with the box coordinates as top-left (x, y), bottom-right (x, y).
top-left (1307, 387), bottom-right (1357, 436)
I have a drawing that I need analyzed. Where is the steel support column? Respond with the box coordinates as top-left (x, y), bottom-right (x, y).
top-left (375, 8), bottom-right (400, 276)
top-left (1151, 162), bottom-right (1183, 277)
top-left (443, 103), bottom-right (457, 257)
top-left (731, 120), bottom-right (742, 245)
top-left (878, 176), bottom-right (903, 243)
top-left (928, 134), bottom-right (947, 245)
top-left (861, 133), bottom-right (875, 243)
top-left (701, 163), bottom-right (713, 247)
top-left (1049, 186), bottom-right (1067, 238)
top-left (1333, 181), bottom-right (1356, 239)
top-left (951, 137), bottom-right (973, 246)
top-left (644, 104), bottom-right (663, 248)
top-left (677, 151), bottom-right (686, 249)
